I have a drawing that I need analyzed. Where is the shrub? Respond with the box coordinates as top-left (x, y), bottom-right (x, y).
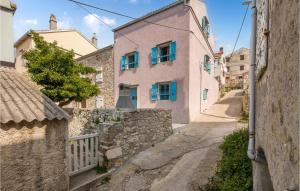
top-left (200, 128), bottom-right (252, 191)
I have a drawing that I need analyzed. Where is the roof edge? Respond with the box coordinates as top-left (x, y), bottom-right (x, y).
top-left (76, 44), bottom-right (113, 61)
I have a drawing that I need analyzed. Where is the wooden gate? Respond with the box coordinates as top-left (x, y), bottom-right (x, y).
top-left (68, 133), bottom-right (99, 176)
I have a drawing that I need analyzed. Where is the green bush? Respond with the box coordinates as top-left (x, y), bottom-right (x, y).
top-left (200, 129), bottom-right (252, 191)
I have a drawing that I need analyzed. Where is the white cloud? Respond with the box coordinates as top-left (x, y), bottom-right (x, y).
top-left (57, 17), bottom-right (73, 29)
top-left (129, 0), bottom-right (138, 4)
top-left (20, 19), bottom-right (38, 26)
top-left (83, 14), bottom-right (116, 33)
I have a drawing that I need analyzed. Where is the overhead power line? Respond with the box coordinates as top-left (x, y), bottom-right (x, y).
top-left (74, 2), bottom-right (139, 47)
top-left (68, 0), bottom-right (190, 32)
top-left (229, 4), bottom-right (250, 59)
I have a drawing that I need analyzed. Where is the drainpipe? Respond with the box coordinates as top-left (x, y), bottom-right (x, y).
top-left (247, 0), bottom-right (257, 160)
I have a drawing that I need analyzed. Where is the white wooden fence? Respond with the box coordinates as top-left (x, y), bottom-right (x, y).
top-left (68, 133), bottom-right (99, 176)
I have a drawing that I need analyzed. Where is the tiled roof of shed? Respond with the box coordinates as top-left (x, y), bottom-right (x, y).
top-left (0, 67), bottom-right (69, 123)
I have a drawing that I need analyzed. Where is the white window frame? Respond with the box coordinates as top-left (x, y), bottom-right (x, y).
top-left (95, 96), bottom-right (104, 108)
top-left (158, 42), bottom-right (170, 63)
top-left (95, 67), bottom-right (103, 83)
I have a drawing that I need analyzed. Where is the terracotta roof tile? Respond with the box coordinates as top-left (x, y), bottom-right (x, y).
top-left (0, 67), bottom-right (69, 123)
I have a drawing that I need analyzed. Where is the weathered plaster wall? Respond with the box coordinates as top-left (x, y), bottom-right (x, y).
top-left (77, 45), bottom-right (115, 109)
top-left (0, 119), bottom-right (69, 191)
top-left (254, 0), bottom-right (299, 190)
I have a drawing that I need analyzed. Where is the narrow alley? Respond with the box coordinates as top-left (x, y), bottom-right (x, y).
top-left (99, 90), bottom-right (244, 191)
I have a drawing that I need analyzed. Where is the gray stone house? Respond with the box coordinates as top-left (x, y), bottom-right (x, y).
top-left (76, 45), bottom-right (114, 109)
top-left (225, 47), bottom-right (249, 86)
top-left (251, 0), bottom-right (299, 190)
top-left (0, 67), bottom-right (70, 191)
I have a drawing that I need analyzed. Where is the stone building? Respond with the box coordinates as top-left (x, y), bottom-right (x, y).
top-left (14, 14), bottom-right (98, 74)
top-left (225, 47), bottom-right (249, 85)
top-left (76, 45), bottom-right (114, 109)
top-left (114, 0), bottom-right (220, 123)
top-left (252, 0), bottom-right (299, 190)
top-left (0, 67), bottom-right (70, 191)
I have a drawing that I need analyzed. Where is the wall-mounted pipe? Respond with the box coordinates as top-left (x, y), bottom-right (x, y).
top-left (247, 0), bottom-right (257, 160)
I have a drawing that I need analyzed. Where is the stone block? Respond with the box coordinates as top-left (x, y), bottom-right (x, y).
top-left (106, 147), bottom-right (122, 160)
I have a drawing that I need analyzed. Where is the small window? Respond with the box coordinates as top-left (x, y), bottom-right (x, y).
top-left (127, 54), bottom-right (136, 69)
top-left (159, 44), bottom-right (170, 63)
top-left (227, 66), bottom-right (230, 72)
top-left (226, 57), bottom-right (230, 62)
top-left (95, 68), bottom-right (103, 83)
top-left (203, 89), bottom-right (208, 100)
top-left (238, 76), bottom-right (243, 80)
top-left (240, 55), bottom-right (245, 60)
top-left (96, 96), bottom-right (104, 108)
top-left (159, 83), bottom-right (170, 100)
top-left (240, 65), bottom-right (244, 71)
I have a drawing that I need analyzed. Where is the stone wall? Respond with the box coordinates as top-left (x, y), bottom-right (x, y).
top-left (0, 119), bottom-right (69, 191)
top-left (254, 0), bottom-right (299, 191)
top-left (68, 108), bottom-right (173, 167)
top-left (76, 45), bottom-right (114, 109)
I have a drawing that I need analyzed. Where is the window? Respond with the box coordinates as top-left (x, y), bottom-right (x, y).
top-left (120, 51), bottom-right (139, 71)
top-left (127, 54), bottom-right (136, 69)
top-left (240, 65), bottom-right (244, 71)
top-left (240, 55), bottom-right (245, 60)
top-left (226, 57), bottom-right (230, 62)
top-left (238, 76), bottom-right (243, 80)
top-left (95, 67), bottom-right (103, 83)
top-left (151, 81), bottom-right (177, 101)
top-left (202, 16), bottom-right (210, 38)
top-left (203, 89), bottom-right (208, 100)
top-left (159, 45), bottom-right (170, 62)
top-left (151, 41), bottom-right (176, 64)
top-left (159, 83), bottom-right (170, 100)
top-left (96, 96), bottom-right (104, 108)
top-left (227, 66), bottom-right (230, 72)
top-left (204, 55), bottom-right (211, 74)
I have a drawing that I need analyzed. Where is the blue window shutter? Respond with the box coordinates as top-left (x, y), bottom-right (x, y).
top-left (170, 41), bottom-right (176, 62)
top-left (151, 84), bottom-right (158, 101)
top-left (203, 89), bottom-right (208, 100)
top-left (151, 47), bottom-right (158, 65)
top-left (120, 55), bottom-right (126, 71)
top-left (135, 51), bottom-right (139, 68)
top-left (170, 81), bottom-right (177, 101)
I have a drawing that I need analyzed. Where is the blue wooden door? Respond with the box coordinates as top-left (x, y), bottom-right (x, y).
top-left (130, 88), bottom-right (137, 108)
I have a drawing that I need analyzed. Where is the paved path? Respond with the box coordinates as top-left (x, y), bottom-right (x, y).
top-left (100, 90), bottom-right (245, 191)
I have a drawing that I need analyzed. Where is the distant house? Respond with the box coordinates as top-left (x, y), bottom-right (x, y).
top-left (214, 47), bottom-right (227, 87)
top-left (14, 14), bottom-right (98, 73)
top-left (76, 45), bottom-right (115, 109)
top-left (225, 47), bottom-right (249, 84)
top-left (113, 0), bottom-right (219, 123)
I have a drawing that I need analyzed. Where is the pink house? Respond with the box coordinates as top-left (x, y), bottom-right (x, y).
top-left (113, 0), bottom-right (220, 124)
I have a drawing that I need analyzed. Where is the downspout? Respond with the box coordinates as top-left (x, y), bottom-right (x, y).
top-left (247, 0), bottom-right (257, 160)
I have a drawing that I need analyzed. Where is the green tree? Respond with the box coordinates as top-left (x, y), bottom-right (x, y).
top-left (23, 31), bottom-right (99, 106)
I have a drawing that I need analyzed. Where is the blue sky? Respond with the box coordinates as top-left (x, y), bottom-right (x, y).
top-left (13, 0), bottom-right (251, 54)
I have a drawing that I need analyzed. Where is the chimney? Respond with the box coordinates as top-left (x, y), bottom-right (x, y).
top-left (49, 14), bottom-right (57, 30)
top-left (91, 33), bottom-right (98, 47)
top-left (219, 47), bottom-right (224, 53)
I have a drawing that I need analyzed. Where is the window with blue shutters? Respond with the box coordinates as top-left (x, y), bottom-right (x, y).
top-left (151, 47), bottom-right (158, 64)
top-left (121, 51), bottom-right (139, 70)
top-left (120, 55), bottom-right (126, 71)
top-left (151, 84), bottom-right (158, 101)
top-left (152, 81), bottom-right (177, 101)
top-left (202, 16), bottom-right (210, 38)
top-left (204, 55), bottom-right (211, 74)
top-left (203, 89), bottom-right (208, 100)
top-left (151, 41), bottom-right (176, 64)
